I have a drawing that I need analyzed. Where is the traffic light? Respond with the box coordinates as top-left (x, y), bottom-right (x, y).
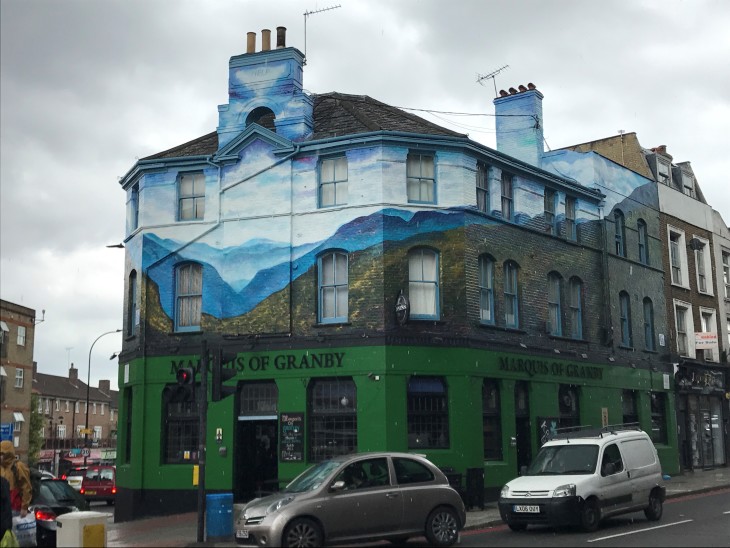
top-left (212, 348), bottom-right (237, 402)
top-left (176, 367), bottom-right (196, 402)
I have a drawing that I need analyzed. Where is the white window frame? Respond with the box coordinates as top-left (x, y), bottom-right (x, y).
top-left (93, 426), bottom-right (103, 440)
top-left (37, 398), bottom-right (43, 413)
top-left (65, 400), bottom-right (70, 412)
top-left (319, 156), bottom-right (348, 208)
top-left (101, 403), bottom-right (105, 416)
top-left (54, 399), bottom-right (60, 412)
top-left (75, 401), bottom-right (79, 413)
top-left (14, 368), bottom-right (23, 388)
top-left (681, 171), bottom-right (695, 197)
top-left (45, 398), bottom-right (50, 414)
top-left (723, 251), bottom-right (730, 299)
top-left (565, 196), bottom-right (577, 241)
top-left (656, 158), bottom-right (671, 185)
top-left (699, 307), bottom-right (718, 363)
top-left (93, 402), bottom-right (97, 415)
top-left (693, 236), bottom-right (713, 295)
top-left (673, 299), bottom-right (695, 358)
top-left (110, 409), bottom-right (115, 422)
top-left (178, 172), bottom-right (205, 221)
top-left (668, 226), bottom-right (689, 288)
top-left (544, 189), bottom-right (557, 235)
top-left (57, 425), bottom-right (66, 439)
top-left (17, 325), bottom-right (26, 346)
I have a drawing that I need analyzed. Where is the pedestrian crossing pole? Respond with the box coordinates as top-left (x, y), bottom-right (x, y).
top-left (197, 339), bottom-right (209, 543)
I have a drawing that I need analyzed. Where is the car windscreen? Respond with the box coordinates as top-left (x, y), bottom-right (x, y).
top-left (39, 481), bottom-right (84, 504)
top-left (283, 460), bottom-right (342, 493)
top-left (526, 444), bottom-right (599, 475)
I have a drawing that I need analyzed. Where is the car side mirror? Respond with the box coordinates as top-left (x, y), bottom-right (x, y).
top-left (519, 466), bottom-right (527, 476)
top-left (330, 480), bottom-right (346, 492)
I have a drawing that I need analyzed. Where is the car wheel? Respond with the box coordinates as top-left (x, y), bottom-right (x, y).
top-left (282, 518), bottom-right (323, 548)
top-left (507, 522), bottom-right (527, 531)
top-left (644, 491), bottom-right (663, 521)
top-left (580, 498), bottom-right (601, 532)
top-left (425, 506), bottom-right (460, 547)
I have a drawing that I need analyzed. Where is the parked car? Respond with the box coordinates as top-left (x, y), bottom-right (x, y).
top-left (235, 452), bottom-right (465, 547)
top-left (79, 465), bottom-right (116, 504)
top-left (61, 467), bottom-right (86, 492)
top-left (30, 477), bottom-right (90, 547)
top-left (498, 426), bottom-right (666, 532)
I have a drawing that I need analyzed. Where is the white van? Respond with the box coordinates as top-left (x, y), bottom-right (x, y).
top-left (498, 426), bottom-right (666, 532)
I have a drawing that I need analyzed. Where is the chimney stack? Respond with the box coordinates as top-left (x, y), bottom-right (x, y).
top-left (262, 29), bottom-right (271, 51)
top-left (493, 83), bottom-right (545, 167)
top-left (69, 364), bottom-right (78, 381)
top-left (246, 32), bottom-right (256, 54)
top-left (99, 379), bottom-right (111, 393)
top-left (276, 26), bottom-right (286, 48)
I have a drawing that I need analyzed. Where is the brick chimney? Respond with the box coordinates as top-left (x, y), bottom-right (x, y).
top-left (493, 83), bottom-right (544, 167)
top-left (69, 364), bottom-right (78, 381)
top-left (217, 25), bottom-right (313, 148)
top-left (98, 380), bottom-right (111, 393)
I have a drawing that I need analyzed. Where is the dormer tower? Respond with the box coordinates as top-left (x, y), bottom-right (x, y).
top-left (217, 27), bottom-right (314, 148)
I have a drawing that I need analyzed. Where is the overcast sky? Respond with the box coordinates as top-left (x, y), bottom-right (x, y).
top-left (2, 0), bottom-right (728, 391)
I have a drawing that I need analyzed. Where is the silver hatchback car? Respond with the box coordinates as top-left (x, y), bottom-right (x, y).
top-left (235, 452), bottom-right (466, 547)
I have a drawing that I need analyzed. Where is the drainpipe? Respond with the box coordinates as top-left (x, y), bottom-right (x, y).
top-left (599, 205), bottom-right (614, 349)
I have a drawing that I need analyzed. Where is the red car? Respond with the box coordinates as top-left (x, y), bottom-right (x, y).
top-left (79, 465), bottom-right (116, 504)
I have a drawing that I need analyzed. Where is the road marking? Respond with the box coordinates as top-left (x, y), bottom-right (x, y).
top-left (587, 519), bottom-right (693, 542)
top-left (723, 511), bottom-right (730, 515)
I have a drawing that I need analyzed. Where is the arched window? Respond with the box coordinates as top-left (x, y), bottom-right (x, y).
top-left (175, 263), bottom-right (202, 332)
top-left (407, 377), bottom-right (449, 449)
top-left (547, 272), bottom-right (562, 336)
top-left (637, 219), bottom-right (649, 265)
top-left (504, 261), bottom-right (519, 328)
top-left (409, 248), bottom-right (439, 319)
top-left (318, 251), bottom-right (348, 323)
top-left (614, 210), bottom-right (626, 257)
top-left (643, 297), bottom-right (655, 351)
top-left (478, 255), bottom-right (495, 324)
top-left (245, 106), bottom-right (276, 131)
top-left (569, 277), bottom-right (583, 339)
top-left (619, 290), bottom-right (632, 347)
top-left (127, 270), bottom-right (138, 337)
top-left (309, 378), bottom-right (357, 461)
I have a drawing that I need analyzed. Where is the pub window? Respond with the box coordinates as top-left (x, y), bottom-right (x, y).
top-left (501, 172), bottom-right (513, 221)
top-left (319, 156), bottom-right (348, 208)
top-left (504, 261), bottom-right (520, 328)
top-left (175, 262), bottom-right (203, 332)
top-left (478, 254), bottom-right (495, 324)
top-left (622, 390), bottom-right (638, 426)
top-left (619, 290), bottom-right (633, 348)
top-left (569, 277), bottom-right (583, 340)
top-left (318, 251), bottom-right (348, 324)
top-left (240, 382), bottom-right (278, 416)
top-left (406, 153), bottom-right (435, 204)
top-left (558, 385), bottom-right (579, 429)
top-left (482, 379), bottom-right (502, 460)
top-left (637, 220), bottom-right (649, 265)
top-left (408, 248), bottom-right (440, 320)
top-left (162, 385), bottom-right (201, 464)
top-left (309, 378), bottom-right (357, 462)
top-left (407, 377), bottom-right (449, 449)
top-left (650, 392), bottom-right (667, 444)
top-left (643, 297), bottom-right (656, 351)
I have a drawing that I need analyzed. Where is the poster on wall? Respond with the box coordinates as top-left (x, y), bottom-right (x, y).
top-left (537, 417), bottom-right (559, 446)
top-left (280, 412), bottom-right (304, 462)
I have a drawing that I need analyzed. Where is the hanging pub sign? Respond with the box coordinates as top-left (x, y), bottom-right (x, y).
top-left (395, 290), bottom-right (410, 326)
top-left (280, 412), bottom-right (304, 462)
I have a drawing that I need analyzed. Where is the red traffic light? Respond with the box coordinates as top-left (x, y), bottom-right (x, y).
top-left (176, 367), bottom-right (195, 385)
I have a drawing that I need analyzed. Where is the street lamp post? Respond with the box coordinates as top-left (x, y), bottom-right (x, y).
top-left (84, 329), bottom-right (121, 466)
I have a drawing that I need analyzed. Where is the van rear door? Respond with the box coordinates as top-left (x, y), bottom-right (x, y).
top-left (620, 437), bottom-right (659, 508)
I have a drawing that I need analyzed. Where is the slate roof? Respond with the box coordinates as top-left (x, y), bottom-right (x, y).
top-left (142, 92), bottom-right (465, 160)
top-left (33, 372), bottom-right (119, 409)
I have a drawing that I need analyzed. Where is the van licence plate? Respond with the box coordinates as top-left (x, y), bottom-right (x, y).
top-left (236, 530), bottom-right (249, 539)
top-left (85, 490), bottom-right (96, 495)
top-left (513, 505), bottom-right (540, 513)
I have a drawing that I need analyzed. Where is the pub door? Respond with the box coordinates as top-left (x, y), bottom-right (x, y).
top-left (514, 382), bottom-right (532, 474)
top-left (235, 419), bottom-right (278, 501)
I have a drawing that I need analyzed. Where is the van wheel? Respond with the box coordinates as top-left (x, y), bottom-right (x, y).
top-left (644, 491), bottom-right (663, 521)
top-left (580, 499), bottom-right (601, 532)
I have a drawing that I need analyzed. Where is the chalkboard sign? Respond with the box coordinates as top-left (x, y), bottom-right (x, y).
top-left (280, 412), bottom-right (304, 462)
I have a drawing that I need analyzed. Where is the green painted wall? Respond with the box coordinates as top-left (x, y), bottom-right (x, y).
top-left (117, 343), bottom-right (680, 496)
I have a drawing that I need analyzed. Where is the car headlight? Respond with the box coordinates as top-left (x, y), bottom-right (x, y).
top-left (500, 484), bottom-right (510, 498)
top-left (553, 484), bottom-right (576, 498)
top-left (266, 496), bottom-right (294, 515)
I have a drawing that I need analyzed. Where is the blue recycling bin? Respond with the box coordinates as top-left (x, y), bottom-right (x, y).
top-left (206, 493), bottom-right (234, 539)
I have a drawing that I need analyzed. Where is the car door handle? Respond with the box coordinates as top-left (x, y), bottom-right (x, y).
top-left (385, 492), bottom-right (400, 499)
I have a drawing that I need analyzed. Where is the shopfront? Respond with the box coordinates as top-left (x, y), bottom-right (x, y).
top-left (675, 364), bottom-right (728, 470)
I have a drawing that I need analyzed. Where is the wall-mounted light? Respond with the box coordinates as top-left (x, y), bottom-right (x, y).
top-left (367, 373), bottom-right (380, 382)
top-left (608, 357), bottom-right (615, 362)
top-left (553, 349), bottom-right (560, 354)
top-left (519, 343), bottom-right (527, 349)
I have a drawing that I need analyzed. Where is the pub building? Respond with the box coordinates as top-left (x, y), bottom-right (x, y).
top-left (114, 28), bottom-right (679, 521)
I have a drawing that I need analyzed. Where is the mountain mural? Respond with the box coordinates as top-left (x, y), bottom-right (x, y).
top-left (143, 207), bottom-right (477, 320)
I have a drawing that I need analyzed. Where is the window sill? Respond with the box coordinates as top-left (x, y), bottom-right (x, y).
top-left (670, 282), bottom-right (690, 290)
top-left (478, 324), bottom-right (526, 334)
top-left (548, 335), bottom-right (589, 344)
top-left (314, 322), bottom-right (351, 327)
top-left (124, 334), bottom-right (136, 342)
top-left (172, 329), bottom-right (202, 335)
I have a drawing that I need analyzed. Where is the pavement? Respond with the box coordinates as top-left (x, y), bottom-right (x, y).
top-left (103, 468), bottom-right (730, 547)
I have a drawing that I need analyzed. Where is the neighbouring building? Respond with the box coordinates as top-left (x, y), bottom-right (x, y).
top-left (33, 364), bottom-right (118, 475)
top-left (564, 136), bottom-right (730, 470)
top-left (115, 28), bottom-right (681, 521)
top-left (0, 299), bottom-right (37, 462)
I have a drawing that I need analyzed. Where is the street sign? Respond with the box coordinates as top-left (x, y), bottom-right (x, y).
top-left (0, 423), bottom-right (13, 441)
top-left (80, 448), bottom-right (91, 457)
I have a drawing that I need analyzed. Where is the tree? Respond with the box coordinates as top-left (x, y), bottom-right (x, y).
top-left (28, 393), bottom-right (44, 468)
